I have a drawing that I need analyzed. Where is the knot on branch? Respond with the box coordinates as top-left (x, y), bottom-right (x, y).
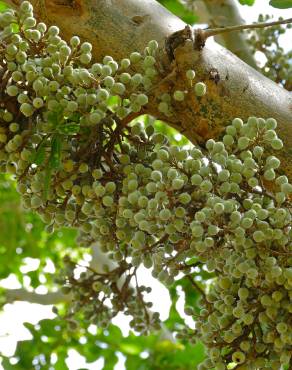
top-left (165, 25), bottom-right (193, 61)
top-left (193, 28), bottom-right (207, 50)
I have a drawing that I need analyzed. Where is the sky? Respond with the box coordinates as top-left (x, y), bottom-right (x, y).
top-left (0, 1), bottom-right (291, 370)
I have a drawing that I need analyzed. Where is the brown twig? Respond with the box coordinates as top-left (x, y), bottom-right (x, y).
top-left (194, 17), bottom-right (292, 49)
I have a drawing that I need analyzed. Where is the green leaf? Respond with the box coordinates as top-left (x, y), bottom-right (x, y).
top-left (42, 135), bottom-right (62, 200)
top-left (125, 357), bottom-right (147, 370)
top-left (53, 352), bottom-right (68, 370)
top-left (23, 322), bottom-right (36, 333)
top-left (238, 0), bottom-right (255, 5)
top-left (57, 123), bottom-right (80, 135)
top-left (185, 257), bottom-right (198, 266)
top-left (179, 277), bottom-right (201, 312)
top-left (1, 357), bottom-right (23, 370)
top-left (107, 95), bottom-right (121, 112)
top-left (0, 1), bottom-right (9, 12)
top-left (158, 0), bottom-right (198, 24)
top-left (11, 23), bottom-right (20, 33)
top-left (69, 112), bottom-right (81, 122)
top-left (49, 135), bottom-right (62, 169)
top-left (269, 0), bottom-right (292, 8)
top-left (120, 343), bottom-right (141, 355)
top-left (34, 140), bottom-right (46, 165)
top-left (47, 107), bottom-right (64, 128)
top-left (103, 351), bottom-right (118, 370)
top-left (152, 119), bottom-right (189, 146)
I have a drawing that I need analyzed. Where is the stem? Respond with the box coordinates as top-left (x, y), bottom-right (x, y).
top-left (202, 17), bottom-right (292, 42)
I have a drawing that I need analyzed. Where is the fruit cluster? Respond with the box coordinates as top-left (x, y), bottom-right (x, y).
top-left (0, 2), bottom-right (291, 369)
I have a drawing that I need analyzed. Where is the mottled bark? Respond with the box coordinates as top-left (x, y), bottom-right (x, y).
top-left (5, 0), bottom-right (292, 180)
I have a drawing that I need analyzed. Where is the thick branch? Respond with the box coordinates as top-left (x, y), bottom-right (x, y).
top-left (5, 289), bottom-right (72, 305)
top-left (5, 0), bottom-right (292, 180)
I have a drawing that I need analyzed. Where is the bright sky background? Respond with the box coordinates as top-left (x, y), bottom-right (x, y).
top-left (0, 1), bottom-right (291, 370)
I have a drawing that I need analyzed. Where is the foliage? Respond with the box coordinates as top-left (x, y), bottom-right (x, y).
top-left (0, 173), bottom-right (78, 285)
top-left (269, 0), bottom-right (292, 8)
top-left (1, 316), bottom-right (205, 370)
top-left (238, 0), bottom-right (256, 5)
top-left (0, 1), bottom-right (8, 12)
top-left (238, 0), bottom-right (292, 7)
top-left (157, 0), bottom-right (198, 24)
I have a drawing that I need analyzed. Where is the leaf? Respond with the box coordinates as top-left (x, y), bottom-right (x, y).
top-left (155, 340), bottom-right (185, 352)
top-left (53, 352), bottom-right (68, 370)
top-left (120, 343), bottom-right (141, 355)
top-left (42, 135), bottom-right (62, 200)
top-left (238, 0), bottom-right (255, 5)
top-left (178, 277), bottom-right (201, 312)
top-left (49, 135), bottom-right (62, 169)
top-left (34, 140), bottom-right (46, 165)
top-left (269, 0), bottom-right (292, 7)
top-left (0, 1), bottom-right (9, 12)
top-left (11, 23), bottom-right (20, 33)
top-left (166, 342), bottom-right (205, 367)
top-left (57, 123), bottom-right (80, 135)
top-left (158, 0), bottom-right (198, 24)
top-left (69, 112), bottom-right (81, 122)
top-left (47, 107), bottom-right (64, 128)
top-left (107, 95), bottom-right (121, 112)
top-left (185, 257), bottom-right (198, 266)
top-left (125, 357), bottom-right (147, 370)
top-left (23, 322), bottom-right (37, 333)
top-left (103, 351), bottom-right (118, 370)
top-left (1, 357), bottom-right (23, 370)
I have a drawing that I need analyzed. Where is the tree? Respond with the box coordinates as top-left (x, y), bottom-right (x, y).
top-left (0, 0), bottom-right (291, 369)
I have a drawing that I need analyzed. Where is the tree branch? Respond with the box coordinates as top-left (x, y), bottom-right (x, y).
top-left (5, 289), bottom-right (72, 305)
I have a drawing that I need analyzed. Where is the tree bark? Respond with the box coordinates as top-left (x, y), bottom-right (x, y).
top-left (5, 0), bottom-right (292, 180)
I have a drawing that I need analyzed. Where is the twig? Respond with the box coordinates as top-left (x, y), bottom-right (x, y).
top-left (195, 17), bottom-right (292, 49)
